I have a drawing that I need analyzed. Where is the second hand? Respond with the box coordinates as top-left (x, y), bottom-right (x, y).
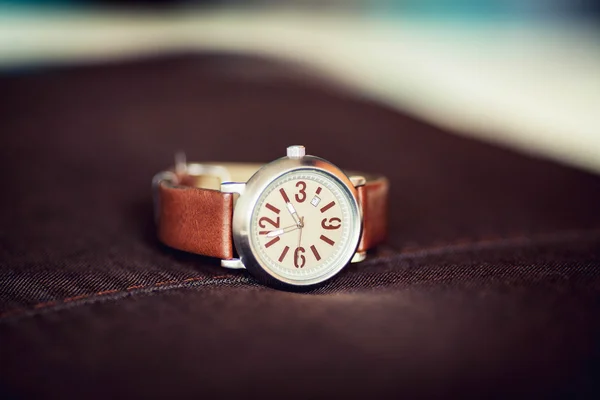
top-left (297, 217), bottom-right (304, 249)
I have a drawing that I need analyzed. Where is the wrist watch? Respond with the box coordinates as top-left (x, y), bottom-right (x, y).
top-left (153, 145), bottom-right (388, 289)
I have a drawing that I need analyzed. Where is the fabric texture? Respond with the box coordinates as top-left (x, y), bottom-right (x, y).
top-left (0, 53), bottom-right (599, 398)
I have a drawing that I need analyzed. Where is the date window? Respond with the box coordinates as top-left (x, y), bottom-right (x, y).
top-left (310, 196), bottom-right (321, 207)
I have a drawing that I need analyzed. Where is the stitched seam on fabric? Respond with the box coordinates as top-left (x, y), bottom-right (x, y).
top-left (0, 275), bottom-right (242, 321)
top-left (365, 229), bottom-right (600, 267)
top-left (2, 229), bottom-right (599, 322)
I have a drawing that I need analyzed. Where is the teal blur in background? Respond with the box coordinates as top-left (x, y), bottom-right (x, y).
top-left (0, 0), bottom-right (598, 177)
top-left (1, 0), bottom-right (598, 21)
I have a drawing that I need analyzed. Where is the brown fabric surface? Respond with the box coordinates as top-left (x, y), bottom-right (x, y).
top-left (0, 53), bottom-right (599, 398)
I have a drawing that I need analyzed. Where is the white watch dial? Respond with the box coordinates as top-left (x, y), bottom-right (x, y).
top-left (250, 169), bottom-right (358, 283)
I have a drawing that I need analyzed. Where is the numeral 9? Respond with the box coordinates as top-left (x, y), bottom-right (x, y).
top-left (321, 217), bottom-right (341, 230)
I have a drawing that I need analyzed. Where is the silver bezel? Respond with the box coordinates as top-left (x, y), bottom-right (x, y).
top-left (232, 155), bottom-right (362, 288)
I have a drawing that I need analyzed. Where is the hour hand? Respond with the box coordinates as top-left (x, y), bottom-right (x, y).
top-left (266, 224), bottom-right (300, 238)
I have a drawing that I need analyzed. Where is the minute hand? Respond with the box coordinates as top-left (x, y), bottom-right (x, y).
top-left (266, 224), bottom-right (300, 238)
top-left (285, 202), bottom-right (304, 227)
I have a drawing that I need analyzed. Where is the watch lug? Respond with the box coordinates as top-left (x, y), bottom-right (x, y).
top-left (221, 182), bottom-right (246, 195)
top-left (349, 175), bottom-right (366, 188)
top-left (221, 258), bottom-right (246, 269)
top-left (351, 250), bottom-right (367, 263)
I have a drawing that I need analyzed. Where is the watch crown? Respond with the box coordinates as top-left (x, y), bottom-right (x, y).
top-left (286, 145), bottom-right (306, 159)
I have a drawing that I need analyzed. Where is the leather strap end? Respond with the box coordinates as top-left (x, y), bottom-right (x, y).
top-left (357, 177), bottom-right (389, 252)
top-left (157, 182), bottom-right (235, 259)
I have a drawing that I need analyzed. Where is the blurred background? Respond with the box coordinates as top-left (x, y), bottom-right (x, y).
top-left (1, 0), bottom-right (599, 173)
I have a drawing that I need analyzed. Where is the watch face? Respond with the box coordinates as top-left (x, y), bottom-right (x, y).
top-left (249, 169), bottom-right (360, 285)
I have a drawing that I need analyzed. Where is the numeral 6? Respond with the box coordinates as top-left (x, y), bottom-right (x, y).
top-left (294, 247), bottom-right (306, 268)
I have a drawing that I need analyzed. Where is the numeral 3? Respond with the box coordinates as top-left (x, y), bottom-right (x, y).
top-left (295, 181), bottom-right (307, 203)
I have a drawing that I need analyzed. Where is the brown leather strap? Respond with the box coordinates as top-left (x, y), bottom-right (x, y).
top-left (357, 177), bottom-right (389, 252)
top-left (154, 163), bottom-right (388, 259)
top-left (157, 182), bottom-right (234, 259)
